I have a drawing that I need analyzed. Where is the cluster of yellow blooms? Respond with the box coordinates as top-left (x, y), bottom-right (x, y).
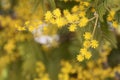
top-left (0, 15), bottom-right (33, 75)
top-left (0, 0), bottom-right (120, 80)
top-left (59, 42), bottom-right (120, 80)
top-left (58, 60), bottom-right (120, 80)
top-left (14, 0), bottom-right (44, 32)
top-left (15, 20), bottom-right (42, 32)
top-left (44, 1), bottom-right (99, 61)
top-left (107, 10), bottom-right (119, 28)
top-left (34, 62), bottom-right (50, 80)
top-left (33, 42), bottom-right (120, 80)
top-left (13, 0), bottom-right (120, 63)
top-left (77, 32), bottom-right (99, 62)
top-left (0, 0), bottom-right (40, 74)
top-left (0, 15), bottom-right (32, 51)
top-left (44, 0), bottom-right (90, 29)
top-left (3, 0), bottom-right (118, 64)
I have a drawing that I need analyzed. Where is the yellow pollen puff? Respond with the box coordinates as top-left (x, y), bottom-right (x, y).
top-left (83, 2), bottom-right (90, 7)
top-left (84, 51), bottom-right (92, 59)
top-left (83, 32), bottom-right (92, 40)
top-left (4, 40), bottom-right (16, 53)
top-left (80, 48), bottom-right (88, 55)
top-left (110, 10), bottom-right (115, 17)
top-left (71, 5), bottom-right (79, 13)
top-left (107, 10), bottom-right (116, 21)
top-left (53, 8), bottom-right (61, 18)
top-left (77, 54), bottom-right (84, 62)
top-left (91, 40), bottom-right (99, 48)
top-left (79, 5), bottom-right (85, 11)
top-left (66, 14), bottom-right (79, 23)
top-left (79, 17), bottom-right (88, 27)
top-left (63, 9), bottom-right (70, 16)
top-left (79, 12), bottom-right (86, 17)
top-left (45, 11), bottom-right (53, 21)
top-left (56, 17), bottom-right (66, 28)
top-left (107, 15), bottom-right (113, 21)
top-left (36, 62), bottom-right (45, 71)
top-left (112, 21), bottom-right (118, 28)
top-left (68, 24), bottom-right (77, 32)
top-left (83, 40), bottom-right (91, 48)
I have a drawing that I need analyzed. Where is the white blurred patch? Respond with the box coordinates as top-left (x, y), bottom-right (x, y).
top-left (32, 23), bottom-right (59, 47)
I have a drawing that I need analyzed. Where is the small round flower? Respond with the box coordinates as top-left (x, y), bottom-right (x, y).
top-left (77, 54), bottom-right (84, 62)
top-left (68, 24), bottom-right (77, 32)
top-left (45, 11), bottom-right (53, 21)
top-left (83, 32), bottom-right (92, 40)
top-left (56, 17), bottom-right (66, 28)
top-left (112, 21), bottom-right (118, 28)
top-left (83, 40), bottom-right (91, 48)
top-left (110, 10), bottom-right (115, 17)
top-left (53, 8), bottom-right (61, 18)
top-left (107, 15), bottom-right (113, 21)
top-left (84, 51), bottom-right (92, 59)
top-left (79, 12), bottom-right (86, 17)
top-left (71, 5), bottom-right (79, 13)
top-left (63, 9), bottom-right (70, 16)
top-left (83, 2), bottom-right (90, 7)
top-left (78, 17), bottom-right (88, 27)
top-left (80, 48), bottom-right (88, 55)
top-left (66, 14), bottom-right (79, 23)
top-left (91, 40), bottom-right (99, 48)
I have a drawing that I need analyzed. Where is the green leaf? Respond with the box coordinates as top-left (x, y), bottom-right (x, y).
top-left (32, 0), bottom-right (41, 12)
top-left (103, 31), bottom-right (117, 48)
top-left (7, 59), bottom-right (23, 80)
top-left (104, 0), bottom-right (120, 11)
top-left (47, 0), bottom-right (56, 10)
top-left (101, 24), bottom-right (117, 48)
top-left (96, 3), bottom-right (107, 22)
top-left (17, 40), bottom-right (47, 79)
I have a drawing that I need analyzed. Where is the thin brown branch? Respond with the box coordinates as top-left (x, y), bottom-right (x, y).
top-left (92, 12), bottom-right (98, 38)
top-left (88, 16), bottom-right (96, 21)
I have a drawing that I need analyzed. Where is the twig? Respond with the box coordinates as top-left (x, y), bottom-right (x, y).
top-left (92, 12), bottom-right (98, 38)
top-left (88, 16), bottom-right (96, 21)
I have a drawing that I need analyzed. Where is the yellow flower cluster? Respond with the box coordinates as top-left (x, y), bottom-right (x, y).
top-left (77, 32), bottom-right (99, 62)
top-left (13, 0), bottom-right (100, 63)
top-left (0, 0), bottom-right (37, 71)
top-left (15, 20), bottom-right (42, 32)
top-left (99, 41), bottom-right (112, 62)
top-left (68, 24), bottom-right (77, 32)
top-left (58, 61), bottom-right (72, 80)
top-left (14, 0), bottom-right (46, 32)
top-left (45, 8), bottom-right (67, 28)
top-left (107, 10), bottom-right (119, 28)
top-left (0, 15), bottom-right (33, 53)
top-left (4, 39), bottom-right (16, 54)
top-left (34, 61), bottom-right (50, 80)
top-left (58, 60), bottom-right (120, 80)
top-left (44, 1), bottom-right (90, 31)
top-left (14, 0), bottom-right (43, 20)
